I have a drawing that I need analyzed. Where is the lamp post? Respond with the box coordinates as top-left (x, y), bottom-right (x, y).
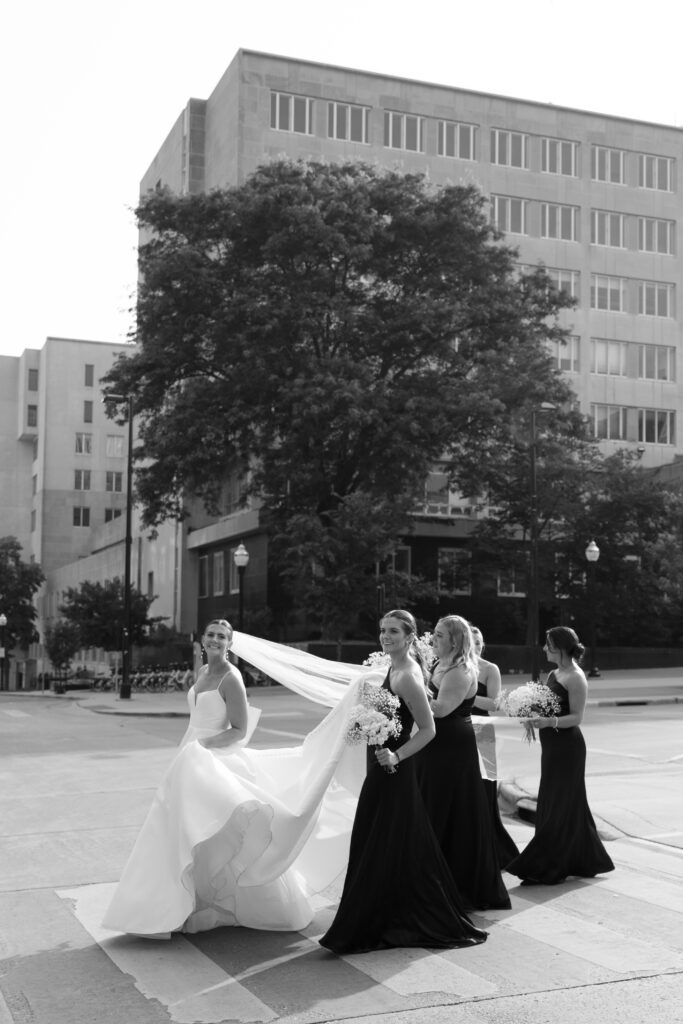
top-left (104, 394), bottom-right (134, 700)
top-left (233, 543), bottom-right (250, 633)
top-left (0, 613), bottom-right (7, 691)
top-left (585, 539), bottom-right (601, 678)
top-left (527, 403), bottom-right (557, 682)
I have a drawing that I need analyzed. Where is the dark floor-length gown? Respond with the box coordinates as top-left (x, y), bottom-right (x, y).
top-left (416, 677), bottom-right (511, 911)
top-left (471, 681), bottom-right (519, 869)
top-left (319, 671), bottom-right (487, 955)
top-left (506, 671), bottom-right (615, 885)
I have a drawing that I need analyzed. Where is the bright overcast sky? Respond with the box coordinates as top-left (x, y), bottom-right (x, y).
top-left (2, 0), bottom-right (682, 359)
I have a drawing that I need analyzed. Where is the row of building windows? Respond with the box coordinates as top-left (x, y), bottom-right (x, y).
top-left (27, 364), bottom-right (96, 392)
top-left (73, 470), bottom-right (124, 491)
top-left (269, 92), bottom-right (677, 191)
top-left (198, 550), bottom-right (243, 597)
top-left (522, 267), bottom-right (676, 319)
top-left (546, 337), bottom-right (676, 381)
top-left (70, 506), bottom-right (123, 528)
top-left (74, 433), bottom-right (125, 456)
top-left (493, 198), bottom-right (677, 255)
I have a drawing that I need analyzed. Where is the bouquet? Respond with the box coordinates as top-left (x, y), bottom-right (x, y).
top-left (363, 632), bottom-right (435, 672)
top-left (499, 682), bottom-right (561, 743)
top-left (346, 681), bottom-right (403, 772)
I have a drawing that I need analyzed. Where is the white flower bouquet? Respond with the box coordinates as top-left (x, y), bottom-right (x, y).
top-left (346, 681), bottom-right (403, 772)
top-left (499, 681), bottom-right (562, 743)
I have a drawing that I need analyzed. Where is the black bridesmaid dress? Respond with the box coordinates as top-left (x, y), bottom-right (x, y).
top-left (506, 671), bottom-right (615, 885)
top-left (320, 671), bottom-right (487, 955)
top-left (416, 681), bottom-right (511, 911)
top-left (471, 681), bottom-right (519, 869)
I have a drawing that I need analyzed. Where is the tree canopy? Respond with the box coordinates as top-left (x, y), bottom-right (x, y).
top-left (0, 536), bottom-right (44, 650)
top-left (59, 578), bottom-right (162, 651)
top-left (103, 159), bottom-right (580, 635)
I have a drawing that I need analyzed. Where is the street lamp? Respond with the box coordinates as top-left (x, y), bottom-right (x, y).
top-left (585, 539), bottom-right (601, 678)
top-left (233, 543), bottom-right (250, 633)
top-left (0, 613), bottom-right (7, 691)
top-left (104, 393), bottom-right (134, 700)
top-left (528, 404), bottom-right (556, 682)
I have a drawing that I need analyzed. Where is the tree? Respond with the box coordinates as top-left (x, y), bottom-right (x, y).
top-left (44, 620), bottom-right (81, 680)
top-left (103, 160), bottom-right (576, 636)
top-left (59, 578), bottom-right (163, 652)
top-left (0, 536), bottom-right (44, 651)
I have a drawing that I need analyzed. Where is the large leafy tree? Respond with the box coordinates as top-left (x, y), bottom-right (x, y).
top-left (59, 578), bottom-right (162, 652)
top-left (0, 536), bottom-right (44, 650)
top-left (103, 160), bottom-right (577, 636)
top-left (44, 620), bottom-right (81, 677)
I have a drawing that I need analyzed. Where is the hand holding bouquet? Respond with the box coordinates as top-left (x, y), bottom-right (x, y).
top-left (499, 682), bottom-right (561, 743)
top-left (346, 681), bottom-right (403, 772)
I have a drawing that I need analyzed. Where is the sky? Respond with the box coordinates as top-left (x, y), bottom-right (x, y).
top-left (2, 0), bottom-right (682, 359)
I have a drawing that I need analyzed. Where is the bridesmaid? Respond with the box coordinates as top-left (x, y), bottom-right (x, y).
top-left (470, 626), bottom-right (519, 868)
top-left (506, 626), bottom-right (615, 885)
top-left (416, 615), bottom-right (511, 911)
top-left (320, 609), bottom-right (487, 954)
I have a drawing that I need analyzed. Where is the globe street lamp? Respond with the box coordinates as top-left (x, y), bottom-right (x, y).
top-left (0, 613), bottom-right (7, 691)
top-left (233, 543), bottom-right (250, 633)
top-left (585, 540), bottom-right (601, 678)
top-left (104, 393), bottom-right (134, 700)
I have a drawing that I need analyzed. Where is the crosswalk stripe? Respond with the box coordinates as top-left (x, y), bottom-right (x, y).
top-left (342, 947), bottom-right (498, 997)
top-left (504, 897), bottom-right (680, 972)
top-left (57, 884), bottom-right (277, 1024)
top-left (1, 710), bottom-right (30, 718)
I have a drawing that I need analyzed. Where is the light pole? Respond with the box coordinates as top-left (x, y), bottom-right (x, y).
top-left (528, 403), bottom-right (556, 682)
top-left (0, 613), bottom-right (7, 691)
top-left (104, 393), bottom-right (134, 700)
top-left (585, 539), bottom-right (601, 678)
top-left (233, 543), bottom-right (250, 633)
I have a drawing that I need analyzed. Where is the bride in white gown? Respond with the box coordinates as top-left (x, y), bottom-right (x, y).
top-left (102, 619), bottom-right (367, 937)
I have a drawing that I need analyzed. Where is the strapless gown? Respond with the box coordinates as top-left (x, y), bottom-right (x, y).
top-left (102, 683), bottom-right (366, 936)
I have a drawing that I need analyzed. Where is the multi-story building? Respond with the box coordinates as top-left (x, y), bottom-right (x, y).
top-left (138, 50), bottom-right (683, 634)
top-left (0, 337), bottom-right (189, 687)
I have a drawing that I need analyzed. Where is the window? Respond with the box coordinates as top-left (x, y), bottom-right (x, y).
top-left (638, 344), bottom-right (676, 382)
top-left (545, 268), bottom-right (580, 300)
top-left (74, 469), bottom-right (91, 490)
top-left (638, 153), bottom-right (674, 191)
top-left (591, 339), bottom-right (627, 376)
top-left (548, 335), bottom-right (580, 372)
top-left (383, 111), bottom-right (425, 152)
top-left (213, 552), bottom-right (225, 596)
top-left (437, 548), bottom-right (471, 595)
top-left (591, 146), bottom-right (626, 184)
top-left (541, 137), bottom-right (578, 176)
top-left (638, 408), bottom-right (676, 445)
top-left (106, 471), bottom-right (123, 492)
top-left (491, 195), bottom-right (527, 234)
top-left (270, 92), bottom-right (314, 134)
top-left (104, 508), bottom-right (122, 523)
top-left (73, 506), bottom-right (91, 527)
top-left (106, 434), bottom-right (124, 457)
top-left (591, 210), bottom-right (625, 248)
top-left (497, 564), bottom-right (526, 597)
top-left (147, 572), bottom-right (154, 599)
top-left (28, 368), bottom-right (38, 391)
top-left (75, 432), bottom-right (92, 454)
top-left (327, 102), bottom-right (369, 143)
top-left (638, 217), bottom-right (675, 255)
top-left (437, 120), bottom-right (477, 160)
top-left (84, 364), bottom-right (94, 387)
top-left (83, 400), bottom-right (93, 423)
top-left (490, 129), bottom-right (528, 168)
top-left (27, 405), bottom-right (38, 427)
top-left (591, 275), bottom-right (626, 312)
top-left (591, 404), bottom-right (628, 440)
top-left (32, 474), bottom-right (37, 496)
top-left (198, 555), bottom-right (209, 597)
top-left (541, 203), bottom-right (578, 241)
top-left (31, 509), bottom-right (36, 532)
top-left (638, 281), bottom-right (674, 318)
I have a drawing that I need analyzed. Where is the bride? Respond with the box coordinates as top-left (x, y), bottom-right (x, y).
top-left (102, 619), bottom-right (366, 937)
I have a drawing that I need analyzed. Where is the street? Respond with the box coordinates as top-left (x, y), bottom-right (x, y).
top-left (1, 689), bottom-right (682, 1024)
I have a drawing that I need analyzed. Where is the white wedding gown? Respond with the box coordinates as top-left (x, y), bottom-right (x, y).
top-left (102, 679), bottom-right (366, 936)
